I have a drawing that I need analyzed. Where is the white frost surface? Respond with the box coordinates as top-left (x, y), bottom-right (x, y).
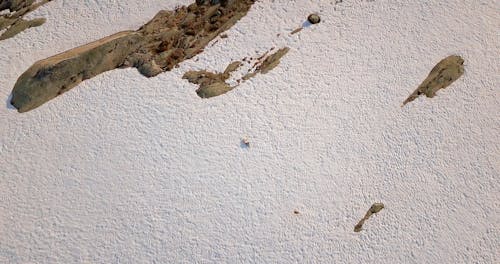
top-left (1, 0), bottom-right (499, 263)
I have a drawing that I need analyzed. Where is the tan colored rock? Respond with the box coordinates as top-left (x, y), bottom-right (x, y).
top-left (11, 31), bottom-right (142, 112)
top-left (0, 0), bottom-right (51, 40)
top-left (354, 202), bottom-right (384, 232)
top-left (403, 55), bottom-right (464, 106)
top-left (0, 17), bottom-right (45, 40)
top-left (183, 61), bottom-right (241, 98)
top-left (184, 47), bottom-right (290, 99)
top-left (10, 0), bottom-right (256, 112)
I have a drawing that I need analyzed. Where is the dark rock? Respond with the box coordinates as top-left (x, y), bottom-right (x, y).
top-left (307, 14), bottom-right (321, 24)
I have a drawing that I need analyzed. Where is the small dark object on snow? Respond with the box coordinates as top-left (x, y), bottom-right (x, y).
top-left (241, 137), bottom-right (250, 147)
top-left (307, 14), bottom-right (321, 24)
top-left (293, 210), bottom-right (300, 215)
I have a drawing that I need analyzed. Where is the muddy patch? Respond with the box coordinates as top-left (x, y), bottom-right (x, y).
top-left (0, 0), bottom-right (51, 41)
top-left (354, 203), bottom-right (384, 232)
top-left (10, 0), bottom-right (255, 112)
top-left (403, 55), bottom-right (464, 106)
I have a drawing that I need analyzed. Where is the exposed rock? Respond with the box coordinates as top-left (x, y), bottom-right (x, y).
top-left (307, 14), bottom-right (321, 24)
top-left (242, 47), bottom-right (290, 80)
top-left (354, 203), bottom-right (384, 232)
top-left (10, 0), bottom-right (256, 112)
top-left (290, 13), bottom-right (320, 35)
top-left (184, 47), bottom-right (290, 98)
top-left (11, 31), bottom-right (142, 112)
top-left (0, 0), bottom-right (51, 41)
top-left (258, 47), bottom-right (290, 74)
top-left (183, 61), bottom-right (241, 98)
top-left (403, 55), bottom-right (464, 106)
top-left (290, 27), bottom-right (302, 35)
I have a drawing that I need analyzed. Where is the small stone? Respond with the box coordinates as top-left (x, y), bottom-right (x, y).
top-left (370, 203), bottom-right (385, 214)
top-left (241, 137), bottom-right (250, 147)
top-left (307, 14), bottom-right (321, 24)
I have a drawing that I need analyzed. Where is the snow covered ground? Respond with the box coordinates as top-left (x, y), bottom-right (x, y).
top-left (0, 0), bottom-right (498, 263)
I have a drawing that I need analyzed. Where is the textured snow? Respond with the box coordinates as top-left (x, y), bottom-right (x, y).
top-left (1, 0), bottom-right (499, 263)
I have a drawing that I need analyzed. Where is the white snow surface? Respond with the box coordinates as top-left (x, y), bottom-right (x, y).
top-left (1, 0), bottom-right (499, 263)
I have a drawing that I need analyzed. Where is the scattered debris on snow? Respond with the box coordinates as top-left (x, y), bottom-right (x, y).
top-left (184, 47), bottom-right (290, 98)
top-left (242, 47), bottom-right (290, 80)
